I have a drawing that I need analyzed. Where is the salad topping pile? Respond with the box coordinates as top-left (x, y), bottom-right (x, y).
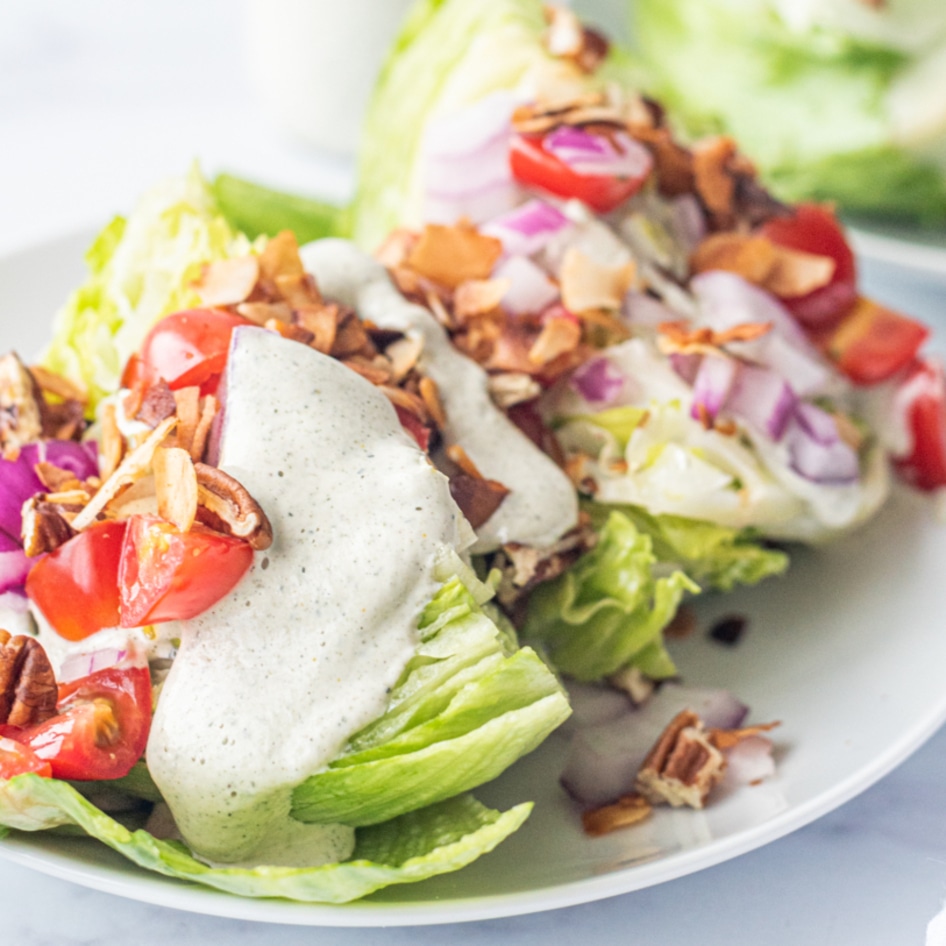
top-left (0, 0), bottom-right (944, 905)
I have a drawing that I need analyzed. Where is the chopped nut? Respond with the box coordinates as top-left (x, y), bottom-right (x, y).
top-left (581, 792), bottom-right (652, 837)
top-left (406, 224), bottom-right (503, 289)
top-left (560, 247), bottom-right (636, 314)
top-left (0, 630), bottom-right (58, 727)
top-left (449, 472), bottom-right (509, 530)
top-left (446, 443), bottom-right (483, 479)
top-left (194, 463), bottom-right (273, 550)
top-left (21, 497), bottom-right (77, 556)
top-left (194, 256), bottom-right (260, 307)
top-left (154, 447), bottom-right (199, 532)
top-left (136, 379), bottom-right (177, 427)
top-left (257, 230), bottom-right (304, 286)
top-left (635, 710), bottom-right (727, 809)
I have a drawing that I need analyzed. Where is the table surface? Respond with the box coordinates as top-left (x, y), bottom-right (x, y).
top-left (2, 3), bottom-right (946, 943)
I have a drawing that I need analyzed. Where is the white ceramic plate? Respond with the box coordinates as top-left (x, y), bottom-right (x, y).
top-left (2, 232), bottom-right (946, 927)
top-left (847, 220), bottom-right (946, 281)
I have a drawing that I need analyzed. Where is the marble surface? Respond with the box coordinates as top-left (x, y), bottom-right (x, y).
top-left (2, 2), bottom-right (946, 943)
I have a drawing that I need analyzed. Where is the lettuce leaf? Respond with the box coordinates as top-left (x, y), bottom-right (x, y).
top-left (522, 511), bottom-right (699, 682)
top-left (583, 502), bottom-right (789, 593)
top-left (42, 165), bottom-right (253, 408)
top-left (291, 576), bottom-right (569, 826)
top-left (0, 774), bottom-right (528, 903)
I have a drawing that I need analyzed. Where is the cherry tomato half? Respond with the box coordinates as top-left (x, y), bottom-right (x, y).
top-left (9, 663), bottom-right (152, 781)
top-left (0, 736), bottom-right (51, 779)
top-left (137, 308), bottom-right (252, 395)
top-left (510, 135), bottom-right (649, 214)
top-left (826, 297), bottom-right (929, 386)
top-left (25, 520), bottom-right (126, 642)
top-left (895, 360), bottom-right (946, 492)
top-left (119, 515), bottom-right (253, 628)
top-left (760, 204), bottom-right (858, 329)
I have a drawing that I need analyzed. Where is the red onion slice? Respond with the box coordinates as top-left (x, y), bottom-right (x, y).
top-left (421, 91), bottom-right (517, 159)
top-left (544, 127), bottom-right (653, 180)
top-left (784, 415), bottom-right (860, 484)
top-left (481, 199), bottom-right (571, 258)
top-left (669, 351), bottom-right (702, 385)
top-left (727, 364), bottom-right (797, 441)
top-left (59, 640), bottom-right (148, 684)
top-left (493, 254), bottom-right (560, 316)
top-left (721, 735), bottom-right (776, 787)
top-left (623, 291), bottom-right (677, 329)
top-left (0, 547), bottom-right (31, 596)
top-left (570, 357), bottom-right (625, 406)
top-left (690, 354), bottom-right (740, 423)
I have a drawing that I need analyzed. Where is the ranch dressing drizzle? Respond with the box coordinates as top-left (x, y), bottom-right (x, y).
top-left (146, 328), bottom-right (466, 864)
top-left (299, 238), bottom-right (579, 554)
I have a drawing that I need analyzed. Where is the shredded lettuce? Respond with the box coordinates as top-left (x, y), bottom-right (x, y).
top-left (523, 511), bottom-right (698, 682)
top-left (0, 774), bottom-right (528, 903)
top-left (42, 165), bottom-right (253, 408)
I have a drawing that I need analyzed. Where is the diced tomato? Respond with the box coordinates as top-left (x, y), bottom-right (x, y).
top-left (138, 308), bottom-right (252, 395)
top-left (119, 515), bottom-right (253, 628)
top-left (0, 736), bottom-right (52, 779)
top-left (11, 663), bottom-right (152, 781)
top-left (394, 406), bottom-right (431, 452)
top-left (825, 297), bottom-right (929, 386)
top-left (760, 204), bottom-right (858, 328)
top-left (895, 359), bottom-right (946, 492)
top-left (510, 135), bottom-right (647, 214)
top-left (25, 521), bottom-right (127, 642)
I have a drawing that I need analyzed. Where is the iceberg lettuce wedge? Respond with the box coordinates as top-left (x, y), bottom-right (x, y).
top-left (0, 774), bottom-right (528, 903)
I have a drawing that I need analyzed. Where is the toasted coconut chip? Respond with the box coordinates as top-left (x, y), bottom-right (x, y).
top-left (153, 447), bottom-right (199, 532)
top-left (28, 365), bottom-right (88, 405)
top-left (172, 386), bottom-right (201, 457)
top-left (692, 136), bottom-right (739, 226)
top-left (629, 125), bottom-right (694, 197)
top-left (194, 256), bottom-right (260, 307)
top-left (418, 377), bottom-right (447, 430)
top-left (43, 489), bottom-right (92, 506)
top-left (560, 247), bottom-right (636, 314)
top-left (581, 793), bottom-right (652, 837)
top-left (266, 319), bottom-right (315, 346)
top-left (764, 245), bottom-right (836, 298)
top-left (384, 335), bottom-right (424, 383)
top-left (487, 372), bottom-right (542, 409)
top-left (258, 230), bottom-right (304, 285)
top-left (342, 356), bottom-right (393, 387)
top-left (543, 5), bottom-right (584, 58)
top-left (191, 396), bottom-right (218, 464)
top-left (98, 402), bottom-right (124, 482)
top-left (690, 232), bottom-right (777, 285)
top-left (331, 311), bottom-right (373, 359)
top-left (122, 383), bottom-right (145, 423)
top-left (236, 301), bottom-right (293, 326)
top-left (406, 224), bottom-right (503, 290)
top-left (295, 303), bottom-right (340, 355)
top-left (34, 461), bottom-right (83, 494)
top-left (446, 444), bottom-right (483, 479)
top-left (449, 472), bottom-right (509, 530)
top-left (274, 271), bottom-right (321, 308)
top-left (380, 385), bottom-right (430, 424)
top-left (528, 315), bottom-right (582, 366)
top-left (376, 228), bottom-right (419, 269)
top-left (71, 416), bottom-right (176, 532)
top-left (106, 475), bottom-right (158, 520)
top-left (657, 319), bottom-right (772, 356)
top-left (454, 278), bottom-right (511, 320)
top-left (709, 721), bottom-right (781, 751)
top-left (511, 93), bottom-right (625, 136)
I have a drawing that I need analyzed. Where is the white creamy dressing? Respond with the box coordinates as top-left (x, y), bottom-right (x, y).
top-left (146, 327), bottom-right (468, 864)
top-left (298, 238), bottom-right (579, 554)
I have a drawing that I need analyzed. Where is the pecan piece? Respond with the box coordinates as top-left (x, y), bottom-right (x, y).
top-left (635, 710), bottom-right (727, 809)
top-left (21, 496), bottom-right (77, 556)
top-left (194, 463), bottom-right (273, 550)
top-left (0, 630), bottom-right (58, 727)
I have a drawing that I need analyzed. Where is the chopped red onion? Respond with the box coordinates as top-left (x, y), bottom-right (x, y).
top-left (784, 414), bottom-right (859, 484)
top-left (570, 357), bottom-right (625, 406)
top-left (690, 354), bottom-right (740, 424)
top-left (623, 291), bottom-right (677, 329)
top-left (424, 179), bottom-right (522, 226)
top-left (561, 681), bottom-right (633, 735)
top-left (727, 364), bottom-right (798, 441)
top-left (669, 193), bottom-right (707, 253)
top-left (0, 547), bottom-right (31, 596)
top-left (0, 590), bottom-right (29, 614)
top-left (544, 127), bottom-right (653, 180)
top-left (481, 199), bottom-right (571, 258)
top-left (669, 351), bottom-right (702, 385)
top-left (59, 641), bottom-right (148, 684)
top-left (493, 254), bottom-right (560, 316)
top-left (793, 401), bottom-right (841, 445)
top-left (721, 735), bottom-right (776, 787)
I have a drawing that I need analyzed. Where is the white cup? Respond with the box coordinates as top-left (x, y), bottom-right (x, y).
top-left (243, 0), bottom-right (415, 156)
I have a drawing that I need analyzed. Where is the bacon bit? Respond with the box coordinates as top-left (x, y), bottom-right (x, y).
top-left (41, 400), bottom-right (85, 442)
top-left (406, 224), bottom-right (503, 290)
top-left (692, 136), bottom-right (739, 225)
top-left (296, 303), bottom-right (340, 355)
top-left (265, 318), bottom-right (315, 346)
top-left (715, 417), bottom-right (738, 436)
top-left (454, 277), bottom-right (510, 321)
top-left (376, 228), bottom-right (419, 269)
top-left (136, 380), bottom-right (177, 427)
top-left (709, 721), bottom-right (781, 752)
top-left (511, 93), bottom-right (625, 136)
top-left (560, 247), bottom-right (636, 314)
top-left (418, 376), bottom-right (447, 430)
top-left (657, 319), bottom-right (772, 355)
top-left (581, 792), bottom-right (652, 837)
top-left (122, 382), bottom-right (145, 422)
top-left (528, 316), bottom-right (582, 366)
top-left (172, 386), bottom-right (201, 457)
top-left (449, 473), bottom-right (510, 530)
top-left (446, 443), bottom-right (483, 479)
top-left (691, 231), bottom-right (835, 299)
top-left (28, 365), bottom-right (88, 405)
top-left (98, 402), bottom-right (124, 482)
top-left (193, 256), bottom-right (260, 307)
top-left (190, 396), bottom-right (218, 464)
top-left (236, 301), bottom-right (293, 326)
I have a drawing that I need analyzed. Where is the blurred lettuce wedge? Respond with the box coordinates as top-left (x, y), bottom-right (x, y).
top-left (631, 0), bottom-right (946, 225)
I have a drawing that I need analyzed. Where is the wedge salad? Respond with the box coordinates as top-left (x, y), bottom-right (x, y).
top-left (1, 0), bottom-right (945, 904)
